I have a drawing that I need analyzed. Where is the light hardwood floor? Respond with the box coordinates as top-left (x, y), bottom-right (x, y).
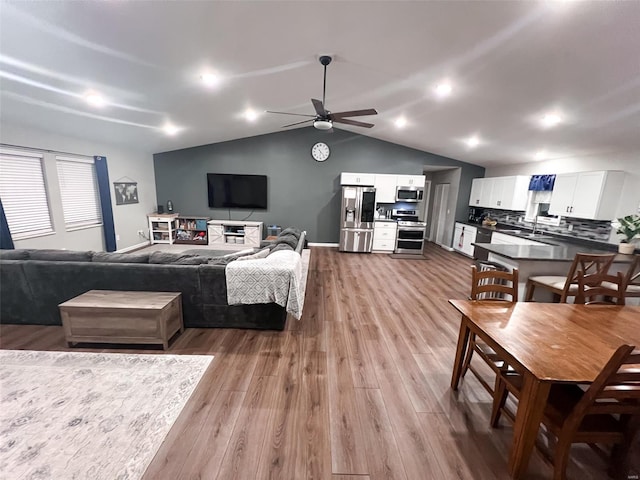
top-left (1, 244), bottom-right (638, 479)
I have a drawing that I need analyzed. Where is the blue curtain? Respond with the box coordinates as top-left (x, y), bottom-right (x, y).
top-left (94, 156), bottom-right (117, 252)
top-left (0, 198), bottom-right (15, 249)
top-left (528, 174), bottom-right (556, 191)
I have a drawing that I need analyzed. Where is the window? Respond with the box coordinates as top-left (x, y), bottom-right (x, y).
top-left (0, 150), bottom-right (54, 239)
top-left (56, 156), bottom-right (102, 230)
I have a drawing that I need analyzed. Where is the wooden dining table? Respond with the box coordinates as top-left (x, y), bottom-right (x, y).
top-left (448, 299), bottom-right (640, 479)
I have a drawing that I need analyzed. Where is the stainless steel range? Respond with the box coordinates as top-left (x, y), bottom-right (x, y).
top-left (395, 220), bottom-right (427, 254)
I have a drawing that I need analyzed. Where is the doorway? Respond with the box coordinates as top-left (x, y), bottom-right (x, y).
top-left (430, 183), bottom-right (450, 246)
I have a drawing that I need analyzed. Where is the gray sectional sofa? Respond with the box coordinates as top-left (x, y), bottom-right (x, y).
top-left (0, 228), bottom-right (306, 331)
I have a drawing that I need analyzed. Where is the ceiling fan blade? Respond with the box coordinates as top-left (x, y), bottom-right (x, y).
top-left (330, 108), bottom-right (378, 119)
top-left (333, 118), bottom-right (375, 128)
top-left (311, 98), bottom-right (328, 117)
top-left (266, 110), bottom-right (315, 117)
top-left (281, 119), bottom-right (314, 128)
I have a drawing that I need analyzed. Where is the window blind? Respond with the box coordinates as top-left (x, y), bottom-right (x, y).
top-left (0, 150), bottom-right (53, 239)
top-left (56, 156), bottom-right (102, 229)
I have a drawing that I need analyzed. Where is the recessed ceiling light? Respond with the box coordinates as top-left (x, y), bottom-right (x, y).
top-left (394, 117), bottom-right (407, 128)
top-left (434, 82), bottom-right (453, 98)
top-left (85, 92), bottom-right (105, 107)
top-left (541, 113), bottom-right (562, 128)
top-left (466, 136), bottom-right (480, 148)
top-left (244, 108), bottom-right (258, 122)
top-left (535, 150), bottom-right (547, 160)
top-left (200, 72), bottom-right (220, 87)
top-left (162, 123), bottom-right (180, 136)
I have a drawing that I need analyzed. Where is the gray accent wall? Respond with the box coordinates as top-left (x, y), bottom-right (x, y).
top-left (153, 127), bottom-right (484, 243)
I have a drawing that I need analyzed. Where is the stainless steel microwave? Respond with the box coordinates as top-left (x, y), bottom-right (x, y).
top-left (396, 186), bottom-right (424, 203)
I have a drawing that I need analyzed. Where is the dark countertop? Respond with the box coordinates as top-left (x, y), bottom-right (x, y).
top-left (473, 243), bottom-right (633, 263)
top-left (460, 221), bottom-right (621, 251)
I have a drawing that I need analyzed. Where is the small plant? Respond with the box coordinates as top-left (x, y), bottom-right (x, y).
top-left (613, 214), bottom-right (640, 243)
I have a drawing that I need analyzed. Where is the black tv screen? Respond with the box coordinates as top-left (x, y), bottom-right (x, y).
top-left (207, 173), bottom-right (268, 209)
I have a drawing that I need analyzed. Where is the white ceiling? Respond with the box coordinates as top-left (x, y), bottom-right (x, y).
top-left (1, 1), bottom-right (639, 167)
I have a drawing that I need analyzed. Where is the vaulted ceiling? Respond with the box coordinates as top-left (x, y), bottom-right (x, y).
top-left (1, 1), bottom-right (638, 167)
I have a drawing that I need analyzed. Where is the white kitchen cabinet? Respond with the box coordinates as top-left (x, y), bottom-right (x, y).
top-left (373, 174), bottom-right (398, 203)
top-left (396, 175), bottom-right (425, 187)
top-left (452, 222), bottom-right (477, 257)
top-left (548, 171), bottom-right (626, 220)
top-left (469, 176), bottom-right (529, 210)
top-left (340, 172), bottom-right (376, 186)
top-left (469, 178), bottom-right (487, 206)
top-left (372, 221), bottom-right (397, 252)
top-left (483, 176), bottom-right (530, 210)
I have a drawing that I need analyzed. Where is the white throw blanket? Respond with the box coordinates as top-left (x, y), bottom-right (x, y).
top-left (226, 250), bottom-right (304, 319)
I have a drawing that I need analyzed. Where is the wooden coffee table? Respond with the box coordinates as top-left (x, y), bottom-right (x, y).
top-left (59, 290), bottom-right (184, 350)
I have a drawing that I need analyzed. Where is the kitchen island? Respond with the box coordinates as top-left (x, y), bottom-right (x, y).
top-left (473, 242), bottom-right (635, 302)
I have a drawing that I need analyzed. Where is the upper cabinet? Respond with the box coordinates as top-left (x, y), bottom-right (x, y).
top-left (468, 176), bottom-right (529, 210)
top-left (340, 172), bottom-right (376, 186)
top-left (549, 171), bottom-right (626, 220)
top-left (373, 174), bottom-right (398, 203)
top-left (469, 178), bottom-right (487, 206)
top-left (341, 173), bottom-right (425, 203)
top-left (396, 174), bottom-right (425, 187)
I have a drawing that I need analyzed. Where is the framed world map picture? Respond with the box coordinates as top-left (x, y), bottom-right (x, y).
top-left (114, 182), bottom-right (139, 205)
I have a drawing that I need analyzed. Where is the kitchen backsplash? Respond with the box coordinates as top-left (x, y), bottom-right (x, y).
top-left (483, 209), bottom-right (612, 242)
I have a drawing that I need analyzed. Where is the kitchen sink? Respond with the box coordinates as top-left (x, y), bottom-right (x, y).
top-left (499, 229), bottom-right (522, 234)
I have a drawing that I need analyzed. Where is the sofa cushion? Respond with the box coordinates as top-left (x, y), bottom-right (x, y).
top-left (28, 249), bottom-right (93, 262)
top-left (149, 251), bottom-right (210, 265)
top-left (274, 233), bottom-right (298, 249)
top-left (235, 247), bottom-right (270, 261)
top-left (92, 252), bottom-right (150, 263)
top-left (0, 249), bottom-right (30, 260)
top-left (279, 227), bottom-right (302, 239)
top-left (269, 243), bottom-right (294, 255)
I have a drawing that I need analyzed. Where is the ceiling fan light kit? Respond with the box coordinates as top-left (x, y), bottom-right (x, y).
top-left (314, 120), bottom-right (333, 130)
top-left (267, 55), bottom-right (378, 132)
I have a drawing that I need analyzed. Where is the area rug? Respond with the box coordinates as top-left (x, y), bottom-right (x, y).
top-left (0, 350), bottom-right (213, 480)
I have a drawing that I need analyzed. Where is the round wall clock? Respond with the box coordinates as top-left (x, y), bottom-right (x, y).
top-left (311, 142), bottom-right (330, 162)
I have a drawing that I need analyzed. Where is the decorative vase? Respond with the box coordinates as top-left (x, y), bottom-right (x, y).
top-left (618, 242), bottom-right (635, 254)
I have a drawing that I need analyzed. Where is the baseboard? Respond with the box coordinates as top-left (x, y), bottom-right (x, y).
top-left (307, 242), bottom-right (339, 248)
top-left (116, 241), bottom-right (150, 253)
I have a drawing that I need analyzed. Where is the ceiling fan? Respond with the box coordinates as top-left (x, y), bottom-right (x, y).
top-left (267, 55), bottom-right (377, 131)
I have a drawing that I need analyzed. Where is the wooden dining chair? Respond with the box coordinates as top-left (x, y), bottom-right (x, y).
top-left (491, 344), bottom-right (640, 480)
top-left (601, 255), bottom-right (640, 300)
top-left (575, 271), bottom-right (627, 305)
top-left (524, 253), bottom-right (616, 303)
top-left (459, 265), bottom-right (518, 395)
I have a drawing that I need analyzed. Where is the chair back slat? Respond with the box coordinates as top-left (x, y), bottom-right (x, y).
top-left (470, 265), bottom-right (518, 303)
top-left (568, 345), bottom-right (640, 421)
top-left (575, 271), bottom-right (627, 305)
top-left (561, 253), bottom-right (616, 302)
top-left (625, 255), bottom-right (640, 285)
top-left (587, 403), bottom-right (640, 415)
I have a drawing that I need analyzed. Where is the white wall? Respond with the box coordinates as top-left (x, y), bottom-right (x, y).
top-left (0, 123), bottom-right (156, 251)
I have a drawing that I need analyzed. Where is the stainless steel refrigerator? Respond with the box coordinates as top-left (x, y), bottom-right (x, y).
top-left (339, 185), bottom-right (376, 253)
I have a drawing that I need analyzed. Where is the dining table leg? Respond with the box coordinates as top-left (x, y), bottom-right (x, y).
top-left (508, 374), bottom-right (551, 479)
top-left (450, 315), bottom-right (471, 390)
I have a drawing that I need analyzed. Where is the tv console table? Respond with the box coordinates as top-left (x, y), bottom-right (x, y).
top-left (208, 220), bottom-right (263, 248)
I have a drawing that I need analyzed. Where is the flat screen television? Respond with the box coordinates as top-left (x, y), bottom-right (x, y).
top-left (207, 173), bottom-right (268, 209)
